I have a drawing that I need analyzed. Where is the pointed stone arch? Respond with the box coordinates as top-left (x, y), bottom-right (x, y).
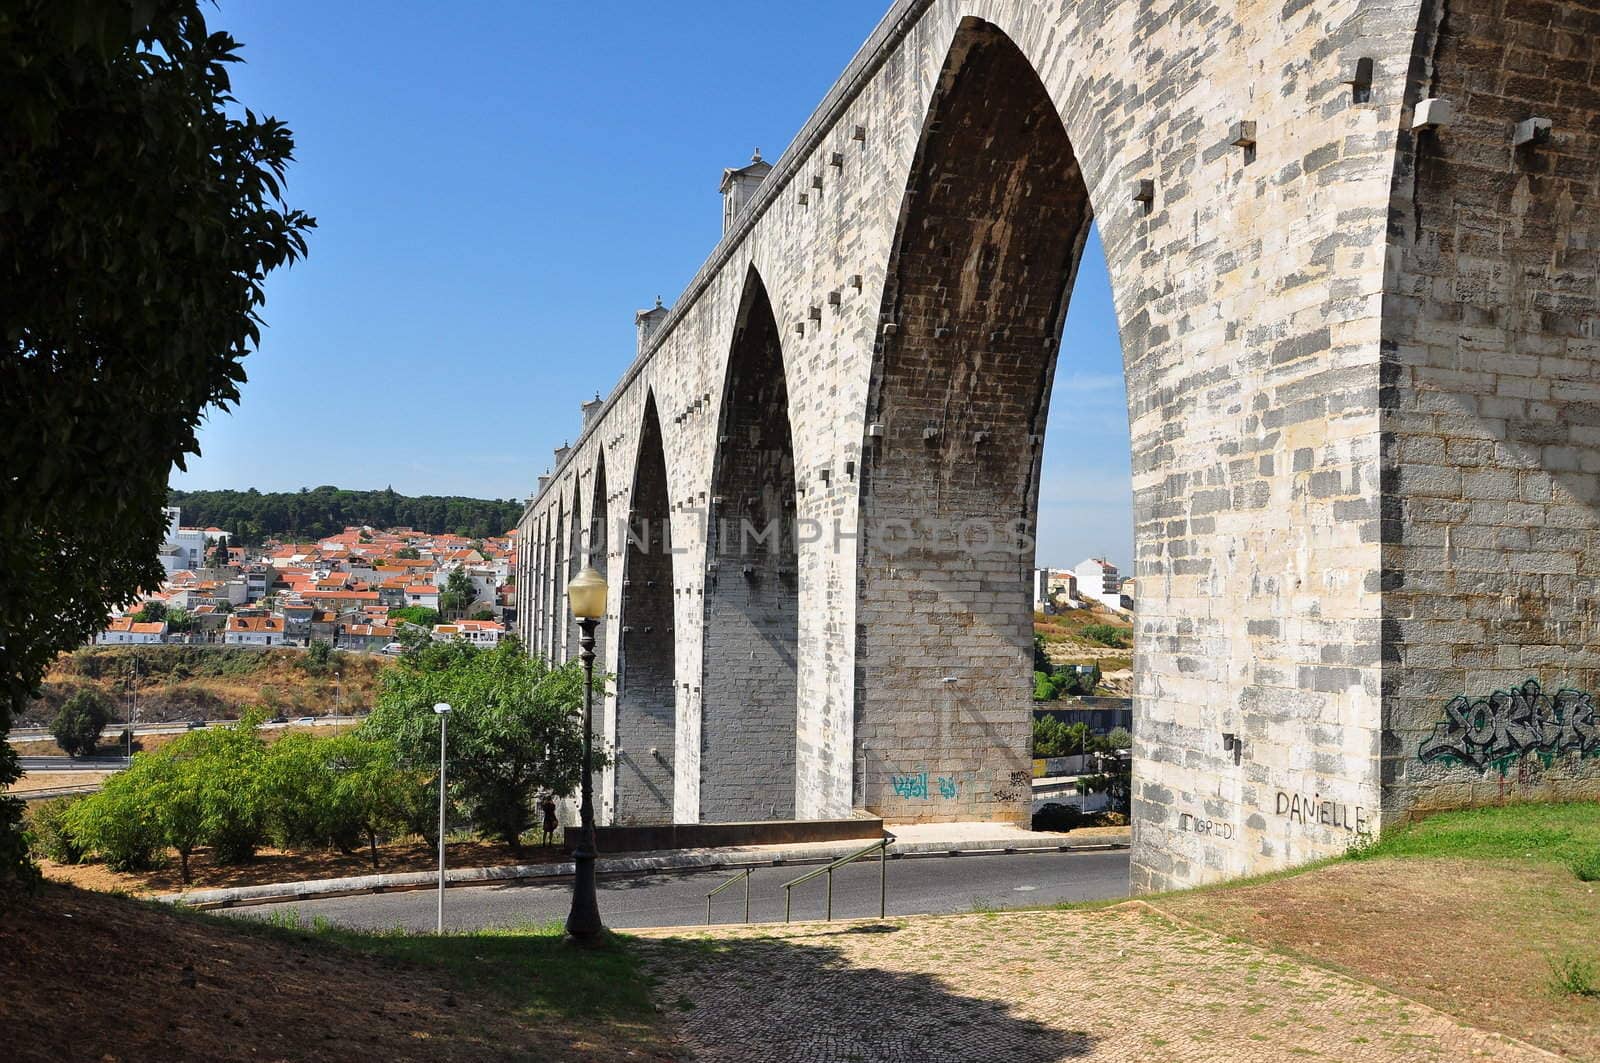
top-left (700, 266), bottom-right (800, 821)
top-left (614, 392), bottom-right (676, 823)
top-left (567, 478), bottom-right (585, 657)
top-left (855, 17), bottom-right (1095, 825)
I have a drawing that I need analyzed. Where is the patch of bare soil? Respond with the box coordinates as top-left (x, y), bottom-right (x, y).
top-left (0, 884), bottom-right (675, 1062)
top-left (1153, 857), bottom-right (1600, 1061)
top-left (44, 836), bottom-right (569, 896)
top-left (6, 771), bottom-right (114, 794)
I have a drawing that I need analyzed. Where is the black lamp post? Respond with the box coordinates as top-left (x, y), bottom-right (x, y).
top-left (564, 564), bottom-right (607, 943)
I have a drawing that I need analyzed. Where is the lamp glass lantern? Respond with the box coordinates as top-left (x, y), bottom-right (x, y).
top-left (568, 565), bottom-right (607, 619)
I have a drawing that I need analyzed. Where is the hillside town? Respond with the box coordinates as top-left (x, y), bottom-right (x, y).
top-left (95, 507), bottom-right (518, 653)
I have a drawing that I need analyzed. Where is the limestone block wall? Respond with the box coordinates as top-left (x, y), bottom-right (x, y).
top-left (1380, 0), bottom-right (1600, 815)
top-left (512, 0), bottom-right (1597, 892)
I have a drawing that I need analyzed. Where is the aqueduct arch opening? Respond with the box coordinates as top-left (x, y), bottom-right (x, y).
top-left (614, 393), bottom-right (678, 823)
top-left (589, 450), bottom-right (610, 692)
top-left (855, 18), bottom-right (1102, 823)
top-left (701, 268), bottom-right (801, 821)
top-left (567, 479), bottom-right (585, 658)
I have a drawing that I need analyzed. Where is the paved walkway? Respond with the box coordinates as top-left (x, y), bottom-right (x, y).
top-left (630, 907), bottom-right (1551, 1062)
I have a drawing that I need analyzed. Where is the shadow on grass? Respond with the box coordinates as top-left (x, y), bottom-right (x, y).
top-left (634, 926), bottom-right (1093, 1061)
top-left (189, 906), bottom-right (656, 1030)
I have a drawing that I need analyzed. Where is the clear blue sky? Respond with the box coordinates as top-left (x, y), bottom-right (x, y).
top-left (178, 1), bottom-right (1132, 571)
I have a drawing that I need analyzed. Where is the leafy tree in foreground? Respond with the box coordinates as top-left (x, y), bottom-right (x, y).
top-left (51, 690), bottom-right (113, 758)
top-left (362, 639), bottom-right (593, 855)
top-left (0, 0), bottom-right (314, 892)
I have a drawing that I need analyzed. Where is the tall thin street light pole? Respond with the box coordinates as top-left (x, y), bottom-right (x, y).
top-left (564, 565), bottom-right (607, 943)
top-left (433, 702), bottom-right (451, 934)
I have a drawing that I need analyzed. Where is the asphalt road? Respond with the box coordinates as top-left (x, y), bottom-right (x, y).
top-left (226, 849), bottom-right (1130, 932)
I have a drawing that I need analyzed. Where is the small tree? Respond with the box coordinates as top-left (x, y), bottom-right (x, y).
top-left (208, 539), bottom-right (231, 568)
top-left (65, 764), bottom-right (165, 871)
top-left (362, 640), bottom-right (594, 855)
top-left (439, 567), bottom-right (476, 619)
top-left (326, 733), bottom-right (424, 868)
top-left (165, 606), bottom-right (192, 633)
top-left (51, 690), bottom-right (112, 757)
top-left (131, 601), bottom-right (168, 624)
top-left (302, 639), bottom-right (333, 673)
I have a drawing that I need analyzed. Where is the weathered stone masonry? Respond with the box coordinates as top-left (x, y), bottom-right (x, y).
top-left (514, 0), bottom-right (1600, 891)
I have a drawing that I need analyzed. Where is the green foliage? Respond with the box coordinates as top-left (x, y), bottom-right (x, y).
top-left (208, 540), bottom-right (231, 568)
top-left (164, 606), bottom-right (193, 633)
top-left (362, 640), bottom-right (595, 854)
top-left (65, 765), bottom-right (166, 872)
top-left (1034, 663), bottom-right (1101, 701)
top-left (51, 689), bottom-right (113, 757)
top-left (1079, 624), bottom-right (1129, 648)
top-left (1032, 716), bottom-right (1089, 758)
top-left (0, 0), bottom-right (313, 891)
top-left (132, 601), bottom-right (168, 624)
top-left (440, 568), bottom-right (477, 618)
top-left (25, 796), bottom-right (87, 864)
top-left (1570, 850), bottom-right (1600, 882)
top-left (166, 487), bottom-right (521, 545)
top-left (395, 547), bottom-right (421, 560)
top-left (301, 639), bottom-right (334, 672)
top-left (469, 608), bottom-right (496, 622)
top-left (1100, 726), bottom-right (1133, 751)
top-left (389, 606), bottom-right (440, 629)
top-left (1550, 954), bottom-right (1598, 998)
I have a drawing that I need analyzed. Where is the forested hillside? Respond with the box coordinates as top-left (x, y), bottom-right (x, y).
top-left (168, 486), bottom-right (522, 543)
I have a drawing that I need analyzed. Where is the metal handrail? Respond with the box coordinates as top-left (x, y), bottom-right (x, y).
top-left (704, 867), bottom-right (754, 925)
top-left (782, 834), bottom-right (894, 923)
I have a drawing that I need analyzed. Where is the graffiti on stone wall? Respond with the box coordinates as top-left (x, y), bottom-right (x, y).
top-left (1177, 812), bottom-right (1233, 839)
top-left (1418, 680), bottom-right (1600, 773)
top-left (1275, 791), bottom-right (1370, 835)
top-left (890, 771), bottom-right (962, 800)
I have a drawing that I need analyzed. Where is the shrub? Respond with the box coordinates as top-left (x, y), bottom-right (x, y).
top-left (1570, 850), bottom-right (1600, 882)
top-left (26, 796), bottom-right (86, 864)
top-left (1080, 624), bottom-right (1128, 648)
top-left (1032, 803), bottom-right (1082, 832)
top-left (66, 770), bottom-right (165, 871)
top-left (51, 689), bottom-right (113, 757)
top-left (1550, 954), bottom-right (1598, 998)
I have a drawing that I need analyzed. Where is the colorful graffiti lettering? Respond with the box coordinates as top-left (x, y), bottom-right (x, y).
top-left (1419, 680), bottom-right (1600, 772)
top-left (889, 771), bottom-right (962, 800)
top-left (891, 772), bottom-right (929, 799)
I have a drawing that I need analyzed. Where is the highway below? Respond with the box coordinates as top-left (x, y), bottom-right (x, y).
top-left (225, 848), bottom-right (1129, 932)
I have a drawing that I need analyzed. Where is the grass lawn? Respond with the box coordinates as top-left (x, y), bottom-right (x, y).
top-left (1153, 800), bottom-right (1600, 1061)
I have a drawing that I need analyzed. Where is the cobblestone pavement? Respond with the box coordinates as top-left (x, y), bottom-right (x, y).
top-left (629, 907), bottom-right (1552, 1062)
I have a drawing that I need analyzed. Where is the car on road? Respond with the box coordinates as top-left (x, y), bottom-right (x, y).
top-left (295, 716), bottom-right (317, 725)
top-left (186, 719), bottom-right (207, 729)
top-left (268, 715), bottom-right (289, 725)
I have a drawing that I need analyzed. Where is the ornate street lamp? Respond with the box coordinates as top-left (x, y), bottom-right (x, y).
top-left (564, 564), bottom-right (607, 943)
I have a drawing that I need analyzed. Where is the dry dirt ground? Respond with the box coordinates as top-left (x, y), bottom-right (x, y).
top-left (42, 836), bottom-right (567, 895)
top-left (0, 884), bottom-right (677, 1063)
top-left (632, 906), bottom-right (1553, 1063)
top-left (6, 771), bottom-right (116, 794)
top-left (1154, 857), bottom-right (1600, 1061)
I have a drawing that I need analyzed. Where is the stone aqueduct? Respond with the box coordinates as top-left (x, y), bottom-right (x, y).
top-left (516, 0), bottom-right (1600, 892)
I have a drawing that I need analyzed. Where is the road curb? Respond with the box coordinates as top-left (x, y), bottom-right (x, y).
top-left (160, 835), bottom-right (1131, 911)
